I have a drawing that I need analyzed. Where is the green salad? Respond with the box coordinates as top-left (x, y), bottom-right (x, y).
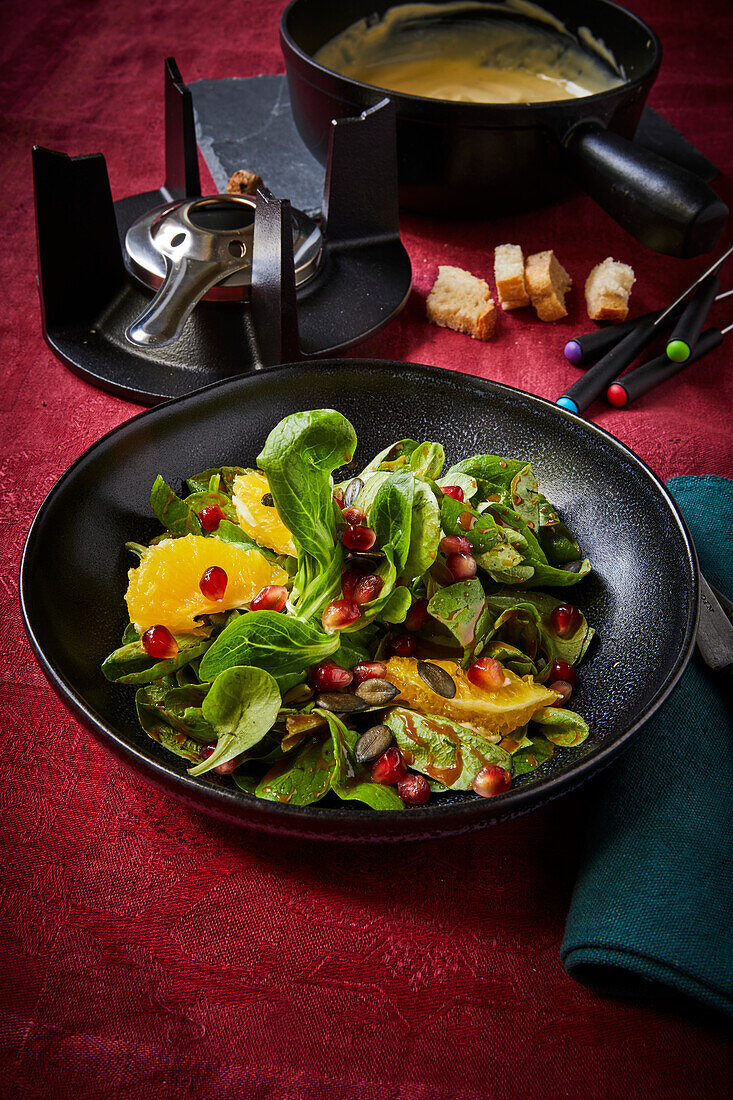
top-left (102, 409), bottom-right (594, 809)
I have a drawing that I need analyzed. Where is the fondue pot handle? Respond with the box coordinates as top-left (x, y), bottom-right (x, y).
top-left (565, 123), bottom-right (728, 258)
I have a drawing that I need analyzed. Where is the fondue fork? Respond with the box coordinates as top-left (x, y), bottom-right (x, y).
top-left (665, 273), bottom-right (720, 362)
top-left (605, 320), bottom-right (733, 407)
top-left (556, 242), bottom-right (733, 414)
top-left (564, 289), bottom-right (733, 366)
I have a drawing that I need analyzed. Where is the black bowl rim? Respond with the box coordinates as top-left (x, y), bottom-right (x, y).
top-left (19, 360), bottom-right (698, 841)
top-left (280, 0), bottom-right (662, 117)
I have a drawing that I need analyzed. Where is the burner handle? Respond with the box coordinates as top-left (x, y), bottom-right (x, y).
top-left (125, 254), bottom-right (242, 347)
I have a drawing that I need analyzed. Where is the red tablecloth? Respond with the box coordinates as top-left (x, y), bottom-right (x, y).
top-left (1, 1), bottom-right (732, 1095)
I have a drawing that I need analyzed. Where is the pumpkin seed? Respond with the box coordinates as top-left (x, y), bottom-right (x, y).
top-left (315, 692), bottom-right (368, 714)
top-left (355, 724), bottom-right (394, 764)
top-left (354, 679), bottom-right (400, 706)
top-left (417, 660), bottom-right (457, 699)
top-left (343, 477), bottom-right (364, 507)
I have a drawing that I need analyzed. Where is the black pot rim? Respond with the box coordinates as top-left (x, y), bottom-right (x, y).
top-left (280, 0), bottom-right (662, 121)
top-left (20, 360), bottom-right (698, 842)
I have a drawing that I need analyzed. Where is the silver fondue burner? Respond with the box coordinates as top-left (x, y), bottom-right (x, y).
top-left (124, 193), bottom-right (322, 347)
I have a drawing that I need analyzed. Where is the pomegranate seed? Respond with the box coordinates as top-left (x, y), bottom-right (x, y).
top-left (440, 534), bottom-right (472, 555)
top-left (472, 764), bottom-right (512, 798)
top-left (341, 570), bottom-right (362, 600)
top-left (549, 680), bottom-right (573, 705)
top-left (398, 773), bottom-right (431, 805)
top-left (342, 505), bottom-right (366, 525)
top-left (250, 584), bottom-right (288, 612)
top-left (371, 747), bottom-right (407, 785)
top-left (352, 660), bottom-right (388, 685)
top-left (550, 603), bottom-right (581, 638)
top-left (549, 658), bottom-right (578, 685)
top-left (199, 566), bottom-right (228, 601)
top-left (142, 625), bottom-right (178, 660)
top-left (322, 599), bottom-right (361, 632)
top-left (404, 597), bottom-right (428, 632)
top-left (343, 525), bottom-right (377, 551)
top-left (333, 493), bottom-right (345, 510)
top-left (310, 661), bottom-right (353, 691)
top-left (353, 574), bottom-right (384, 605)
top-left (441, 485), bottom-right (465, 502)
top-left (467, 657), bottom-right (509, 691)
top-left (201, 745), bottom-right (240, 775)
top-left (198, 504), bottom-right (225, 532)
top-left (387, 633), bottom-right (417, 657)
top-left (446, 552), bottom-right (477, 580)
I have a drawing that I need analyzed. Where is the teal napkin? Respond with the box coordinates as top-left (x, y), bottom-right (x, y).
top-left (561, 476), bottom-right (733, 1016)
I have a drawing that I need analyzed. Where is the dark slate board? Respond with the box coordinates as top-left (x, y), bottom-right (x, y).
top-left (190, 75), bottom-right (325, 217)
top-left (190, 74), bottom-right (718, 215)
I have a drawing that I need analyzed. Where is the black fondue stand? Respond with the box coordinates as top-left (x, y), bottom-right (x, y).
top-left (32, 60), bottom-right (412, 405)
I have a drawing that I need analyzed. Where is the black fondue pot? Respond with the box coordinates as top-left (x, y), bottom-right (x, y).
top-left (280, 0), bottom-right (727, 257)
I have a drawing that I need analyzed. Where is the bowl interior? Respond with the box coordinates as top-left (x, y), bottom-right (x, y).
top-left (282, 0), bottom-right (659, 89)
top-left (21, 362), bottom-right (696, 839)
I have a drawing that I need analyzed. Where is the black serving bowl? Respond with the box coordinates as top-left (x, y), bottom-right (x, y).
top-left (20, 361), bottom-right (698, 841)
top-left (281, 0), bottom-right (727, 256)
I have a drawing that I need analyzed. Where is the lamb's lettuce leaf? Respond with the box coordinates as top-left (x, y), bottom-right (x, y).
top-left (531, 707), bottom-right (589, 746)
top-left (427, 578), bottom-right (489, 652)
top-left (480, 640), bottom-right (537, 677)
top-left (188, 665), bottom-right (281, 775)
top-left (509, 734), bottom-right (555, 775)
top-left (150, 475), bottom-right (202, 536)
top-left (369, 471), bottom-right (413, 575)
top-left (102, 633), bottom-right (213, 685)
top-left (256, 736), bottom-right (336, 805)
top-left (321, 710), bottom-right (404, 810)
top-left (182, 489), bottom-right (237, 524)
top-left (442, 492), bottom-right (589, 588)
top-left (443, 453), bottom-right (527, 501)
top-left (356, 439), bottom-right (419, 478)
top-left (436, 471), bottom-right (478, 501)
top-left (184, 466), bottom-right (247, 496)
top-left (136, 681), bottom-right (214, 742)
top-left (258, 409), bottom-right (356, 568)
top-left (403, 478), bottom-right (441, 581)
top-left (484, 590), bottom-right (594, 669)
top-left (408, 441), bottom-right (445, 480)
top-left (258, 409), bottom-right (356, 619)
top-left (508, 466), bottom-right (541, 533)
top-left (199, 611), bottom-right (339, 682)
top-left (385, 709), bottom-right (512, 791)
top-left (537, 496), bottom-right (582, 563)
top-left (440, 495), bottom-right (527, 580)
top-left (135, 679), bottom-right (213, 762)
top-left (339, 471), bottom-right (415, 629)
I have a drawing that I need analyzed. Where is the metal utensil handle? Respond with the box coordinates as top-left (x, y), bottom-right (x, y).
top-left (557, 316), bottom-right (659, 413)
top-left (697, 573), bottom-right (733, 673)
top-left (607, 327), bottom-right (723, 406)
top-left (666, 274), bottom-right (720, 361)
top-left (564, 302), bottom-right (685, 367)
top-left (126, 256), bottom-right (240, 347)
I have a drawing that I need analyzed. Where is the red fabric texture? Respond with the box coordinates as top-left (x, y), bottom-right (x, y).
top-left (1, 0), bottom-right (732, 1095)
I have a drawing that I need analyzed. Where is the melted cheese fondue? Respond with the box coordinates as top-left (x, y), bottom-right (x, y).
top-left (315, 2), bottom-right (623, 104)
